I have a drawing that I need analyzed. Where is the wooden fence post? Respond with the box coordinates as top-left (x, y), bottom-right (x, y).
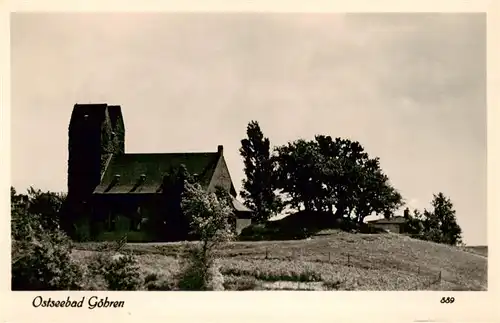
top-left (328, 252), bottom-right (331, 262)
top-left (116, 234), bottom-right (127, 252)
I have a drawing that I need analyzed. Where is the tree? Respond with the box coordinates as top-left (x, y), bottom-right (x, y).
top-left (11, 187), bottom-right (29, 230)
top-left (314, 136), bottom-right (370, 218)
top-left (11, 187), bottom-right (84, 290)
top-left (11, 186), bottom-right (67, 233)
top-left (240, 121), bottom-right (282, 222)
top-left (404, 208), bottom-right (425, 236)
top-left (182, 182), bottom-right (235, 252)
top-left (405, 194), bottom-right (462, 246)
top-left (11, 186), bottom-right (28, 210)
top-left (347, 157), bottom-right (403, 223)
top-left (424, 193), bottom-right (462, 246)
top-left (12, 220), bottom-right (84, 290)
top-left (180, 182), bottom-right (235, 290)
top-left (26, 187), bottom-right (67, 231)
top-left (273, 135), bottom-right (403, 224)
top-left (11, 187), bottom-right (36, 242)
top-left (274, 139), bottom-right (323, 213)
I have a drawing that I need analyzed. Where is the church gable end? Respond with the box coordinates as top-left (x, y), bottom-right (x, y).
top-left (207, 145), bottom-right (237, 197)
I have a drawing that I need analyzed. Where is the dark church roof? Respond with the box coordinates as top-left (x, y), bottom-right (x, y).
top-left (93, 152), bottom-right (220, 194)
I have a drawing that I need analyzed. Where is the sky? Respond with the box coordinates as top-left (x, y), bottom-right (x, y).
top-left (10, 13), bottom-right (486, 245)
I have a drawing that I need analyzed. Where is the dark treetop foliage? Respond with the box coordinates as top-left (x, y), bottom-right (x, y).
top-left (425, 193), bottom-right (463, 245)
top-left (273, 135), bottom-right (403, 222)
top-left (11, 186), bottom-right (83, 290)
top-left (403, 193), bottom-right (463, 246)
top-left (240, 121), bottom-right (282, 222)
top-left (11, 186), bottom-right (67, 234)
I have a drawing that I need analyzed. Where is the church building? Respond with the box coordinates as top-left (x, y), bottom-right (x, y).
top-left (64, 103), bottom-right (252, 242)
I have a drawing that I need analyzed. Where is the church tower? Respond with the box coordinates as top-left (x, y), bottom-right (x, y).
top-left (67, 103), bottom-right (125, 200)
top-left (107, 105), bottom-right (125, 155)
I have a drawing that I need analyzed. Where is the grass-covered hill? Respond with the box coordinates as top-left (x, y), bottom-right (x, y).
top-left (74, 230), bottom-right (487, 291)
top-left (462, 245), bottom-right (488, 257)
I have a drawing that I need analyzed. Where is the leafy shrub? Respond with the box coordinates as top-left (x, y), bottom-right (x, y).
top-left (206, 260), bottom-right (225, 291)
top-left (176, 248), bottom-right (226, 291)
top-left (144, 272), bottom-right (176, 291)
top-left (239, 222), bottom-right (312, 241)
top-left (11, 215), bottom-right (84, 290)
top-left (103, 254), bottom-right (142, 291)
top-left (87, 251), bottom-right (142, 291)
top-left (146, 277), bottom-right (176, 291)
top-left (223, 275), bottom-right (259, 291)
top-left (87, 252), bottom-right (113, 276)
top-left (176, 248), bottom-right (210, 290)
top-left (144, 272), bottom-right (159, 284)
top-left (296, 270), bottom-right (322, 282)
top-left (11, 186), bottom-right (87, 291)
top-left (403, 194), bottom-right (463, 246)
top-left (95, 242), bottom-right (117, 252)
top-left (323, 279), bottom-right (342, 290)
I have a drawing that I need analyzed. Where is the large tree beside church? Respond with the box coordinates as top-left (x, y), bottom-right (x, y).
top-left (273, 135), bottom-right (403, 222)
top-left (239, 121), bottom-right (282, 223)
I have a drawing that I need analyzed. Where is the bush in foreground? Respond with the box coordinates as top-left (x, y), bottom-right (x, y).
top-left (144, 272), bottom-right (176, 291)
top-left (176, 246), bottom-right (225, 291)
top-left (87, 252), bottom-right (142, 291)
top-left (104, 254), bottom-right (143, 291)
top-left (223, 275), bottom-right (259, 291)
top-left (11, 213), bottom-right (84, 290)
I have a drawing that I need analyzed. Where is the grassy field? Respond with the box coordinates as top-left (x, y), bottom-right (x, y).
top-left (73, 231), bottom-right (487, 291)
top-left (462, 245), bottom-right (488, 257)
